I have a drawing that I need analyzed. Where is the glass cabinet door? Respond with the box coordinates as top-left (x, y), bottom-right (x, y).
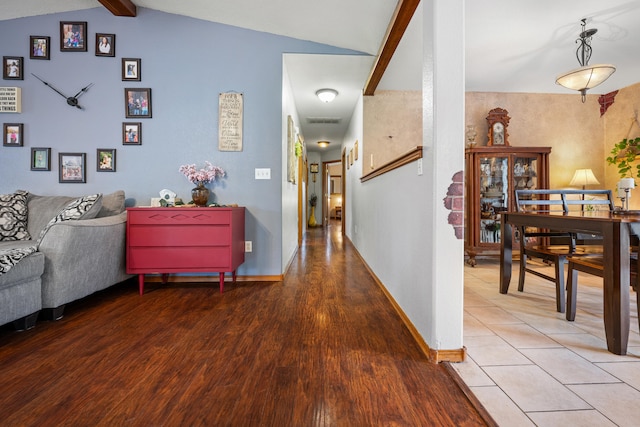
top-left (478, 156), bottom-right (507, 244)
top-left (513, 155), bottom-right (538, 191)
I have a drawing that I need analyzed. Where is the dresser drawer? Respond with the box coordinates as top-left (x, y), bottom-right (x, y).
top-left (128, 224), bottom-right (230, 246)
top-left (128, 247), bottom-right (231, 271)
top-left (128, 209), bottom-right (231, 225)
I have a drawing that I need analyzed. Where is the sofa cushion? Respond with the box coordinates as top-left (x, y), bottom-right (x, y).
top-left (27, 194), bottom-right (77, 238)
top-left (36, 194), bottom-right (102, 245)
top-left (0, 190), bottom-right (31, 241)
top-left (96, 190), bottom-right (125, 217)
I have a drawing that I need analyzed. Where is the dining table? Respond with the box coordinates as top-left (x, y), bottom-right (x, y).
top-left (500, 210), bottom-right (640, 355)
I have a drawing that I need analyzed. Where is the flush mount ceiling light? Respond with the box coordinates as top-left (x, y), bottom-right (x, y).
top-left (317, 140), bottom-right (331, 148)
top-left (316, 88), bottom-right (338, 103)
top-left (555, 18), bottom-right (616, 103)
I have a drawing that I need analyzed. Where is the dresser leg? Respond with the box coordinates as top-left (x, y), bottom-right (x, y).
top-left (138, 274), bottom-right (145, 295)
top-left (219, 272), bottom-right (225, 293)
top-left (232, 270), bottom-right (237, 282)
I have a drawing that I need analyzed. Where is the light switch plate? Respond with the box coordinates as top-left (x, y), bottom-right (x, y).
top-left (255, 168), bottom-right (271, 179)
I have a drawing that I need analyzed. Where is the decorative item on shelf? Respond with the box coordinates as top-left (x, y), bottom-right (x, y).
top-left (465, 125), bottom-right (477, 147)
top-left (179, 161), bottom-right (226, 207)
top-left (617, 178), bottom-right (635, 211)
top-left (308, 193), bottom-right (318, 227)
top-left (555, 19), bottom-right (616, 103)
top-left (606, 137), bottom-right (640, 180)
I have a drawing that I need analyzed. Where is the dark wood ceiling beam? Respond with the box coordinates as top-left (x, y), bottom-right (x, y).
top-left (97, 0), bottom-right (137, 17)
top-left (364, 0), bottom-right (420, 96)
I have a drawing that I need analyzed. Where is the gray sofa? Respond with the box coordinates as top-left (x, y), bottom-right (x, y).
top-left (0, 190), bottom-right (132, 329)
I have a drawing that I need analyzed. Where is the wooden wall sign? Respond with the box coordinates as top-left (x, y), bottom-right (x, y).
top-left (0, 87), bottom-right (21, 113)
top-left (218, 92), bottom-right (243, 151)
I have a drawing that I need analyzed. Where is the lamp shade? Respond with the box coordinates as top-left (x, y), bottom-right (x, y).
top-left (555, 64), bottom-right (616, 92)
top-left (569, 168), bottom-right (600, 187)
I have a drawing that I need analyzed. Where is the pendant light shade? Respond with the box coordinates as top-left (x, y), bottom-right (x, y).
top-left (555, 19), bottom-right (616, 102)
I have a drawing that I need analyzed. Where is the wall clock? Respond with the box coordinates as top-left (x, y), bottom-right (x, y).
top-left (31, 73), bottom-right (93, 109)
top-left (486, 107), bottom-right (510, 146)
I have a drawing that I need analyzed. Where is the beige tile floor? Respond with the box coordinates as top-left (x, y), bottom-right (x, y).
top-left (454, 258), bottom-right (640, 427)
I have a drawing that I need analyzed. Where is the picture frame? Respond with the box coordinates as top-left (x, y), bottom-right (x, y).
top-left (30, 36), bottom-right (50, 60)
top-left (122, 122), bottom-right (141, 145)
top-left (121, 58), bottom-right (141, 81)
top-left (97, 149), bottom-right (116, 172)
top-left (3, 123), bottom-right (23, 146)
top-left (60, 22), bottom-right (87, 52)
top-left (3, 56), bottom-right (23, 80)
top-left (95, 33), bottom-right (115, 57)
top-left (124, 88), bottom-right (151, 118)
top-left (59, 152), bottom-right (86, 183)
top-left (31, 147), bottom-right (51, 171)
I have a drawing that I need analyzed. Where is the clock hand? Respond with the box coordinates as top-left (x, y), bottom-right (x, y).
top-left (31, 73), bottom-right (69, 100)
top-left (72, 83), bottom-right (94, 99)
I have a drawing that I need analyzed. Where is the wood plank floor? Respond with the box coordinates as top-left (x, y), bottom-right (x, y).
top-left (0, 224), bottom-right (488, 426)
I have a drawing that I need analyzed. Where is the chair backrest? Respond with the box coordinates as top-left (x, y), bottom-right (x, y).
top-left (515, 189), bottom-right (614, 213)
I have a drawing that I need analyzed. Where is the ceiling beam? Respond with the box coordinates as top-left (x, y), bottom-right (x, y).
top-left (363, 0), bottom-right (420, 96)
top-left (97, 0), bottom-right (137, 17)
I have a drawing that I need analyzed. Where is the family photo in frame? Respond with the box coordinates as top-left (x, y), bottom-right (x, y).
top-left (122, 58), bottom-right (141, 81)
top-left (31, 147), bottom-right (51, 171)
top-left (97, 149), bottom-right (116, 172)
top-left (95, 33), bottom-right (115, 57)
top-left (60, 21), bottom-right (87, 51)
top-left (122, 122), bottom-right (141, 145)
top-left (4, 123), bottom-right (23, 146)
top-left (30, 36), bottom-right (50, 60)
top-left (125, 88), bottom-right (151, 118)
top-left (3, 56), bottom-right (23, 80)
top-left (59, 152), bottom-right (86, 183)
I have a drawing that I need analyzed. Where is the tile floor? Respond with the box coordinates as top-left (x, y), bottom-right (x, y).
top-left (453, 258), bottom-right (640, 427)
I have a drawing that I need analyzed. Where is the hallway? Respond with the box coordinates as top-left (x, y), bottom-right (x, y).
top-left (0, 222), bottom-right (487, 426)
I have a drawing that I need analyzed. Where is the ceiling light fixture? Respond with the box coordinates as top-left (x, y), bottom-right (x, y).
top-left (317, 140), bottom-right (330, 148)
top-left (555, 19), bottom-right (616, 103)
top-left (316, 88), bottom-right (338, 103)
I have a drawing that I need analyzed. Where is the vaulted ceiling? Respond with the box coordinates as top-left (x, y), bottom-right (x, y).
top-left (3, 1), bottom-right (640, 150)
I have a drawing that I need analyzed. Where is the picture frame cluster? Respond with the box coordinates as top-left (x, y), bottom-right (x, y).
top-left (1, 19), bottom-right (153, 184)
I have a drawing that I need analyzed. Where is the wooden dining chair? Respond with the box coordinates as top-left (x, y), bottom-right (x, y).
top-left (565, 254), bottom-right (640, 332)
top-left (514, 189), bottom-right (614, 313)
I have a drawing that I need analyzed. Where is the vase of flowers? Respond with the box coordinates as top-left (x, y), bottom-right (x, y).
top-left (179, 161), bottom-right (225, 206)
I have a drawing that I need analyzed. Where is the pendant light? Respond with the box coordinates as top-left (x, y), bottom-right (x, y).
top-left (555, 19), bottom-right (616, 103)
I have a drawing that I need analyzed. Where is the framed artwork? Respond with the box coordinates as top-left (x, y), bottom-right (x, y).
top-left (60, 22), bottom-right (87, 52)
top-left (97, 149), bottom-right (116, 172)
top-left (59, 152), bottom-right (86, 183)
top-left (122, 122), bottom-right (141, 145)
top-left (122, 58), bottom-right (141, 81)
top-left (355, 140), bottom-right (359, 160)
top-left (124, 88), bottom-right (152, 118)
top-left (95, 33), bottom-right (115, 57)
top-left (30, 36), bottom-right (50, 60)
top-left (31, 147), bottom-right (51, 171)
top-left (3, 123), bottom-right (23, 146)
top-left (3, 56), bottom-right (23, 80)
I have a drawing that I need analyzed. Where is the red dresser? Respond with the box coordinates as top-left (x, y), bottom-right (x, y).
top-left (126, 207), bottom-right (245, 294)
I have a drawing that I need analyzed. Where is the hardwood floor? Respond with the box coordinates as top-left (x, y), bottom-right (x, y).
top-left (0, 224), bottom-right (489, 426)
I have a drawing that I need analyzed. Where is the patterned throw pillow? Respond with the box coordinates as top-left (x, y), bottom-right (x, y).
top-left (36, 193), bottom-right (102, 246)
top-left (0, 190), bottom-right (31, 241)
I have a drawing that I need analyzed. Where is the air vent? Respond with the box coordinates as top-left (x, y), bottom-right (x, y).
top-left (306, 117), bottom-right (341, 124)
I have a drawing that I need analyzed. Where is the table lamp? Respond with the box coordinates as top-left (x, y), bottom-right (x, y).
top-left (569, 168), bottom-right (600, 189)
top-left (617, 177), bottom-right (635, 211)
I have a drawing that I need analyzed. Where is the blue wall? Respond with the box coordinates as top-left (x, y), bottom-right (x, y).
top-left (0, 7), bottom-right (358, 276)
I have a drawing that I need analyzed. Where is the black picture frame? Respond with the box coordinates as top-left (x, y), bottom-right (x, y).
top-left (30, 36), bottom-right (50, 60)
top-left (121, 58), bottom-right (141, 81)
top-left (122, 122), bottom-right (141, 145)
top-left (124, 88), bottom-right (152, 118)
top-left (59, 152), bottom-right (86, 183)
top-left (95, 33), bottom-right (115, 57)
top-left (97, 148), bottom-right (116, 172)
top-left (60, 21), bottom-right (87, 52)
top-left (31, 147), bottom-right (51, 171)
top-left (3, 56), bottom-right (23, 80)
top-left (3, 123), bottom-right (23, 146)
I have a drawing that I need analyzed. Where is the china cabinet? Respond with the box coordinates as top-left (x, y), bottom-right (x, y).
top-left (465, 146), bottom-right (551, 265)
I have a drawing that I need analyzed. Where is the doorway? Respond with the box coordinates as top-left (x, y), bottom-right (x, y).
top-left (322, 160), bottom-right (343, 227)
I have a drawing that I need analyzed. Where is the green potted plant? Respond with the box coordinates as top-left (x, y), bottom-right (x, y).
top-left (606, 137), bottom-right (640, 179)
